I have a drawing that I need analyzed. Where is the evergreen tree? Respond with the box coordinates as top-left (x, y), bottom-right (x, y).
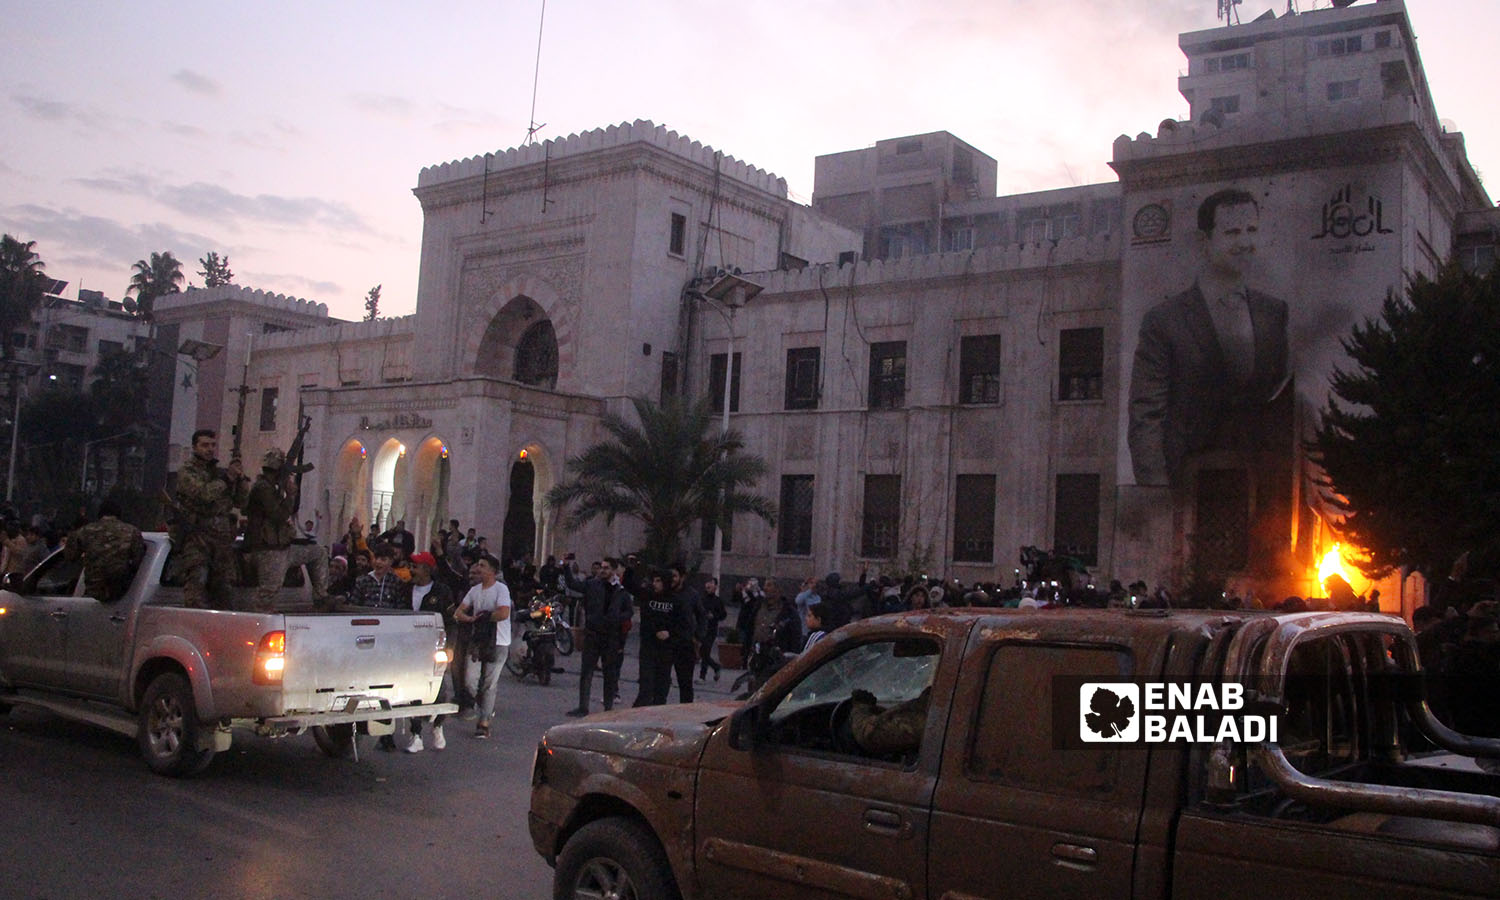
top-left (197, 252), bottom-right (233, 287)
top-left (1310, 264), bottom-right (1500, 580)
top-left (364, 284), bottom-right (381, 321)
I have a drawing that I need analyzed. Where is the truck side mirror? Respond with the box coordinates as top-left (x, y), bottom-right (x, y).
top-left (727, 706), bottom-right (761, 751)
top-left (1, 572), bottom-right (24, 592)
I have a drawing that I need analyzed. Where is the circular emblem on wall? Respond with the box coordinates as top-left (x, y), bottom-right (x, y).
top-left (1132, 203), bottom-right (1171, 241)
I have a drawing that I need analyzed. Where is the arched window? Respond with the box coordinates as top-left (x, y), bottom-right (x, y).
top-left (514, 320), bottom-right (559, 388)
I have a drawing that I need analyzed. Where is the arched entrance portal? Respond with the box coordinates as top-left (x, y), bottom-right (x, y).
top-left (371, 438), bottom-right (406, 532)
top-left (409, 436), bottom-right (451, 551)
top-left (332, 439), bottom-right (369, 531)
top-left (501, 455), bottom-right (536, 576)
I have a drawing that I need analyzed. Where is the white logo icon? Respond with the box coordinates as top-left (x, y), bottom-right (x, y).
top-left (1079, 683), bottom-right (1139, 742)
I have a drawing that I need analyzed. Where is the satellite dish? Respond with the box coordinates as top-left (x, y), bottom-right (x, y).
top-left (122, 296), bottom-right (138, 314)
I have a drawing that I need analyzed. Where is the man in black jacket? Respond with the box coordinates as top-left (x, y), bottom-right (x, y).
top-left (565, 557), bottom-right (633, 716)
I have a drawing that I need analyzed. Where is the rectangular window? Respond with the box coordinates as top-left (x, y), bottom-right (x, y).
top-left (1316, 35), bottom-right (1363, 57)
top-left (778, 475), bottom-right (814, 556)
top-left (1327, 79), bottom-right (1360, 102)
top-left (868, 341), bottom-right (907, 409)
top-left (1195, 468), bottom-right (1249, 571)
top-left (1210, 95), bottom-right (1241, 115)
top-left (699, 513), bottom-right (733, 553)
top-left (785, 347), bottom-right (820, 410)
top-left (1374, 30), bottom-right (1392, 49)
top-left (1054, 473), bottom-right (1101, 566)
top-left (660, 351), bottom-right (679, 405)
top-left (953, 474), bottom-right (996, 563)
top-left (861, 475), bottom-right (901, 559)
top-left (97, 339), bottom-right (124, 358)
top-left (259, 386), bottom-right (279, 432)
top-left (1059, 327), bottom-right (1104, 401)
top-left (945, 226), bottom-right (974, 252)
top-left (669, 212), bottom-right (687, 257)
top-left (708, 352), bottom-right (741, 413)
top-left (895, 138), bottom-right (923, 155)
top-left (959, 335), bottom-right (1002, 405)
top-left (47, 324), bottom-right (88, 353)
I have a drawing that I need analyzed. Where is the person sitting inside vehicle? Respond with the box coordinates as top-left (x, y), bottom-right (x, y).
top-left (849, 686), bottom-right (931, 757)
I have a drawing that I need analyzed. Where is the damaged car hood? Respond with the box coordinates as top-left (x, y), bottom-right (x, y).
top-left (543, 700), bottom-right (743, 764)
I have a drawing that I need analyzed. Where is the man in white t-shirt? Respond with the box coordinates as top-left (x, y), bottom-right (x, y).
top-left (454, 554), bottom-right (511, 739)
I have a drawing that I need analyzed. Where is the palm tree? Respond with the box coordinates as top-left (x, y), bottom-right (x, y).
top-left (126, 251), bottom-right (185, 322)
top-left (0, 234), bottom-right (48, 360)
top-left (545, 395), bottom-right (776, 565)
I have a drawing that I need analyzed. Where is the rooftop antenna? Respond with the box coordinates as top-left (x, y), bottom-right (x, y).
top-left (1218, 0), bottom-right (1242, 25)
top-left (523, 0), bottom-right (548, 145)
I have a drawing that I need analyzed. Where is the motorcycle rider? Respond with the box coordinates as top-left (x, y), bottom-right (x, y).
top-left (564, 557), bottom-right (633, 716)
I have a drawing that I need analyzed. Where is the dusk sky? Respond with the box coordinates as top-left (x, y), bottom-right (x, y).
top-left (3, 0), bottom-right (1492, 322)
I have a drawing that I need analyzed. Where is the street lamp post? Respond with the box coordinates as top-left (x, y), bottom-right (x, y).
top-left (3, 360), bottom-right (41, 504)
top-left (701, 273), bottom-right (763, 589)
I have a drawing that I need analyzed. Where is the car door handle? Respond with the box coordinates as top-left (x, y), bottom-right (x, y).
top-left (1051, 843), bottom-right (1098, 866)
top-left (863, 808), bottom-right (904, 836)
top-left (49, 610), bottom-right (69, 620)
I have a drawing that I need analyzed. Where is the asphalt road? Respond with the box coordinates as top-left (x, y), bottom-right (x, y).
top-left (0, 641), bottom-right (741, 900)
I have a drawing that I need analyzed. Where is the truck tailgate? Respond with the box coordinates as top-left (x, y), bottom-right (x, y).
top-left (280, 612), bottom-right (445, 712)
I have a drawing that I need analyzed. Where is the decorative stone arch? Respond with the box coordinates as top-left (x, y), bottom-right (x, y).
top-left (331, 439), bottom-right (370, 532)
top-left (370, 438), bottom-right (408, 532)
top-left (503, 440), bottom-right (559, 565)
top-left (408, 434), bottom-right (451, 551)
top-left (463, 274), bottom-right (577, 386)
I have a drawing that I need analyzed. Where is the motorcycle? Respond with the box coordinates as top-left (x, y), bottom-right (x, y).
top-left (507, 597), bottom-right (562, 685)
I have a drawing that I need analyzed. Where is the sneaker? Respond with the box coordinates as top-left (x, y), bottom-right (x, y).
top-left (431, 726), bottom-right (446, 751)
top-left (405, 735), bottom-right (424, 753)
top-left (565, 707), bottom-right (588, 717)
top-left (475, 723), bottom-right (490, 739)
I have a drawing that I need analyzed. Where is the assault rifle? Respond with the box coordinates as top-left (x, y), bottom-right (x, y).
top-left (278, 414), bottom-right (315, 518)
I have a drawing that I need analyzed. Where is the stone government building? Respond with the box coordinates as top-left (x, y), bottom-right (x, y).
top-left (155, 1), bottom-right (1496, 613)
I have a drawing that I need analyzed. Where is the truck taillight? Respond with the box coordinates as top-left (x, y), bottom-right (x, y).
top-left (254, 630), bottom-right (286, 685)
top-left (434, 648), bottom-right (451, 675)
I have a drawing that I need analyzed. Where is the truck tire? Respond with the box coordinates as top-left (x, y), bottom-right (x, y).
top-left (138, 672), bottom-right (215, 777)
top-left (311, 723), bottom-right (356, 758)
top-left (554, 817), bottom-right (679, 900)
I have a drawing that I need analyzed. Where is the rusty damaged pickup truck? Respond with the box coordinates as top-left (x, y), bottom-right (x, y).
top-left (529, 608), bottom-right (1500, 899)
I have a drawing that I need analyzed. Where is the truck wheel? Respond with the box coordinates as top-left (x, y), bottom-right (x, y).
top-left (554, 817), bottom-right (679, 900)
top-left (138, 672), bottom-right (215, 777)
top-left (312, 723), bottom-right (356, 758)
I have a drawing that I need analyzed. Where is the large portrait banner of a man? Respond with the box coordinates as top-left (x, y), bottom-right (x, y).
top-left (1117, 171), bottom-right (1402, 584)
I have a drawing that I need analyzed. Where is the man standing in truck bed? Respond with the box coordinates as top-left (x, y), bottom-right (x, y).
top-left (172, 429), bottom-right (249, 609)
top-left (245, 448), bottom-right (329, 612)
top-left (63, 500), bottom-right (144, 603)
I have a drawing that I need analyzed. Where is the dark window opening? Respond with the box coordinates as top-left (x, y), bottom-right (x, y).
top-left (514, 319), bottom-right (560, 389)
top-left (778, 475), bottom-right (814, 556)
top-left (1054, 473), bottom-right (1100, 566)
top-left (660, 351), bottom-right (679, 404)
top-left (953, 474), bottom-right (996, 563)
top-left (785, 347), bottom-right (820, 410)
top-left (669, 213), bottom-right (687, 256)
top-left (861, 475), bottom-right (900, 559)
top-left (959, 335), bottom-right (1001, 404)
top-left (868, 341), bottom-right (907, 409)
top-left (259, 387), bottom-right (279, 432)
top-left (709, 352), bottom-right (741, 413)
top-left (1194, 468), bottom-right (1249, 572)
top-left (1059, 327), bottom-right (1103, 401)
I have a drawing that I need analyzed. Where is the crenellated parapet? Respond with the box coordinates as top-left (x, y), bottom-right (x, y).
top-left (417, 119), bottom-right (788, 197)
top-left (253, 314), bottom-right (415, 351)
top-left (155, 284), bottom-right (331, 319)
top-left (750, 232), bottom-right (1121, 297)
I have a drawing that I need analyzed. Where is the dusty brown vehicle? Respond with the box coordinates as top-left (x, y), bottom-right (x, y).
top-left (529, 609), bottom-right (1500, 899)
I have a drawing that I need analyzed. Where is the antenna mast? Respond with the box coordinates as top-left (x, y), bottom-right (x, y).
top-left (523, 0), bottom-right (548, 145)
top-left (1218, 0), bottom-right (1242, 25)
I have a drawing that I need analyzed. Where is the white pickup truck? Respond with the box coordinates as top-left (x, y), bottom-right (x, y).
top-left (0, 533), bottom-right (456, 776)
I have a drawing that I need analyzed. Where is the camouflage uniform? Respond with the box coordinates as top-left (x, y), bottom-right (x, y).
top-left (849, 687), bottom-right (931, 756)
top-left (173, 453), bottom-right (249, 609)
top-left (63, 515), bottom-right (145, 602)
top-left (245, 449), bottom-right (328, 612)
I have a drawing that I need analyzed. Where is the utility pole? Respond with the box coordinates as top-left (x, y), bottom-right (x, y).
top-left (230, 333), bottom-right (255, 462)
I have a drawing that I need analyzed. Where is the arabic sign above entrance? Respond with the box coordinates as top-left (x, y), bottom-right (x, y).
top-left (359, 413), bottom-right (433, 431)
